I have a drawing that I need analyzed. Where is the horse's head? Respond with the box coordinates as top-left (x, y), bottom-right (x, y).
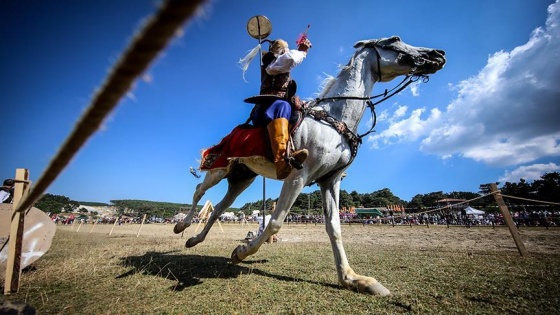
top-left (354, 36), bottom-right (446, 82)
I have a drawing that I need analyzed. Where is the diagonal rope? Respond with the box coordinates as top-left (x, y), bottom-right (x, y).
top-left (500, 194), bottom-right (560, 206)
top-left (393, 192), bottom-right (498, 217)
top-left (389, 191), bottom-right (559, 219)
top-left (14, 0), bottom-right (208, 214)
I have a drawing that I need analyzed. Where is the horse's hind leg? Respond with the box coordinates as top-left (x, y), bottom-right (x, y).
top-left (320, 178), bottom-right (390, 296)
top-left (174, 168), bottom-right (227, 234)
top-left (185, 165), bottom-right (256, 248)
top-left (231, 176), bottom-right (304, 264)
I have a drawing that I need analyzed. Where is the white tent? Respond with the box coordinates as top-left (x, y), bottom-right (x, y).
top-left (220, 212), bottom-right (237, 220)
top-left (464, 206), bottom-right (485, 215)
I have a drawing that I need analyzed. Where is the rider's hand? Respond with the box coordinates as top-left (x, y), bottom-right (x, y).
top-left (297, 38), bottom-right (312, 52)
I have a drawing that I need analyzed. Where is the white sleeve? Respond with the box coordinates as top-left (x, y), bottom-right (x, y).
top-left (266, 49), bottom-right (307, 75)
top-left (0, 191), bottom-right (8, 202)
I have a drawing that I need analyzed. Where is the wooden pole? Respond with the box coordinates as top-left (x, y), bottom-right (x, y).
top-left (194, 201), bottom-right (210, 233)
top-left (489, 183), bottom-right (529, 257)
top-left (109, 216), bottom-right (119, 235)
top-left (262, 177), bottom-right (266, 235)
top-left (136, 214), bottom-right (147, 237)
top-left (194, 218), bottom-right (203, 233)
top-left (89, 217), bottom-right (98, 233)
top-left (4, 168), bottom-right (29, 294)
top-left (212, 202), bottom-right (224, 232)
top-left (193, 201), bottom-right (223, 233)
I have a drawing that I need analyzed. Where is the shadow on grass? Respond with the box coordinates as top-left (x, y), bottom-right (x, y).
top-left (117, 250), bottom-right (338, 292)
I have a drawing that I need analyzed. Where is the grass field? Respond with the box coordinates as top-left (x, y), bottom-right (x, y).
top-left (2, 222), bottom-right (559, 315)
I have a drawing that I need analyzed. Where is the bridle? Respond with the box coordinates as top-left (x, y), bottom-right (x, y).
top-left (313, 74), bottom-right (429, 139)
top-left (304, 42), bottom-right (432, 185)
top-left (313, 42), bottom-right (431, 139)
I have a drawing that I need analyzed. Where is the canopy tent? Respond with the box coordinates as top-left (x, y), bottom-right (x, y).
top-left (355, 208), bottom-right (384, 217)
top-left (464, 206), bottom-right (485, 215)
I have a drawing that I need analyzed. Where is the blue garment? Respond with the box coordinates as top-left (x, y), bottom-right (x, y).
top-left (251, 100), bottom-right (292, 127)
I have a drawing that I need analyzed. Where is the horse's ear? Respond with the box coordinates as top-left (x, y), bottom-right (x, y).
top-left (353, 40), bottom-right (367, 48)
top-left (354, 40), bottom-right (376, 49)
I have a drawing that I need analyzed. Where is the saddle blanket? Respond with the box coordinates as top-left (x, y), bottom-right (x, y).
top-left (200, 125), bottom-right (272, 171)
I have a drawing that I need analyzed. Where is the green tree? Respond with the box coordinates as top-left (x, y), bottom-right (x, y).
top-left (370, 188), bottom-right (404, 206)
top-left (532, 172), bottom-right (560, 203)
top-left (408, 194), bottom-right (425, 211)
top-left (78, 201), bottom-right (109, 207)
top-left (290, 192), bottom-right (321, 215)
top-left (501, 179), bottom-right (533, 205)
top-left (339, 190), bottom-right (354, 209)
top-left (406, 191), bottom-right (446, 212)
top-left (350, 190), bottom-right (362, 207)
top-left (35, 194), bottom-right (79, 214)
top-left (109, 199), bottom-right (190, 218)
top-left (236, 171), bottom-right (560, 215)
top-left (361, 193), bottom-right (376, 207)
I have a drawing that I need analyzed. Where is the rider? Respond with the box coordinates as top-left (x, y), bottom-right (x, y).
top-left (248, 37), bottom-right (312, 179)
top-left (0, 179), bottom-right (15, 203)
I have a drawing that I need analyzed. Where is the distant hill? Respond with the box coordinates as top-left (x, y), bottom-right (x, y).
top-left (78, 201), bottom-right (111, 207)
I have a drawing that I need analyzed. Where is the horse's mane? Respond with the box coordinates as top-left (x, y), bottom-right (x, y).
top-left (316, 50), bottom-right (359, 99)
top-left (316, 74), bottom-right (336, 99)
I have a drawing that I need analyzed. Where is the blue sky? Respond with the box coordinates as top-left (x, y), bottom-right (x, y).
top-left (2, 0), bottom-right (559, 207)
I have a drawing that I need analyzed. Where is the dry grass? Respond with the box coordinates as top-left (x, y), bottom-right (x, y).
top-left (2, 222), bottom-right (560, 315)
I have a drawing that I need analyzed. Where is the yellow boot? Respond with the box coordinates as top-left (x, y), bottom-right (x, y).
top-left (267, 118), bottom-right (308, 179)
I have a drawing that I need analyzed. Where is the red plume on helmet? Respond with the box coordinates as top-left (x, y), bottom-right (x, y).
top-left (296, 24), bottom-right (311, 46)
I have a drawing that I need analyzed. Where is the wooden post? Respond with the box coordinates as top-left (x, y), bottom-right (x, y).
top-left (4, 168), bottom-right (29, 294)
top-left (489, 183), bottom-right (529, 257)
top-left (215, 203), bottom-right (224, 232)
top-left (89, 217), bottom-right (98, 233)
top-left (194, 202), bottom-right (209, 233)
top-left (76, 221), bottom-right (83, 232)
top-left (136, 214), bottom-right (147, 237)
top-left (109, 216), bottom-right (119, 235)
top-left (194, 218), bottom-right (203, 233)
top-left (194, 201), bottom-right (223, 233)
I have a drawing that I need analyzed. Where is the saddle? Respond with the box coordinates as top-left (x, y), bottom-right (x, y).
top-left (199, 102), bottom-right (306, 172)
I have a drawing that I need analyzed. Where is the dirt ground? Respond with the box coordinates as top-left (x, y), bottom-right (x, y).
top-left (58, 221), bottom-right (560, 255)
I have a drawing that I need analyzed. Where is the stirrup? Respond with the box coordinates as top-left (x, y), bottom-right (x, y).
top-left (286, 156), bottom-right (304, 170)
top-left (285, 148), bottom-right (308, 170)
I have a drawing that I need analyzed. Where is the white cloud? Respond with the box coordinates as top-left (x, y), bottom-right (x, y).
top-left (408, 80), bottom-right (421, 96)
top-left (369, 106), bottom-right (442, 148)
top-left (499, 163), bottom-right (560, 183)
top-left (368, 0), bottom-right (560, 167)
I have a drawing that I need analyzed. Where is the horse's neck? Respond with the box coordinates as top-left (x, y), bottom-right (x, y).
top-left (321, 51), bottom-right (376, 132)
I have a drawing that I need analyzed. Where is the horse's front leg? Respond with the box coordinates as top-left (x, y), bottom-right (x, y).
top-left (320, 177), bottom-right (390, 296)
top-left (185, 173), bottom-right (256, 248)
top-left (231, 176), bottom-right (304, 264)
top-left (174, 169), bottom-right (227, 234)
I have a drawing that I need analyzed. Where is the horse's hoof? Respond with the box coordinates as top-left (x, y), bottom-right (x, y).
top-left (231, 252), bottom-right (242, 265)
top-left (173, 222), bottom-right (191, 234)
top-left (231, 245), bottom-right (244, 264)
top-left (185, 237), bottom-right (198, 248)
top-left (364, 282), bottom-right (391, 296)
top-left (173, 223), bottom-right (185, 234)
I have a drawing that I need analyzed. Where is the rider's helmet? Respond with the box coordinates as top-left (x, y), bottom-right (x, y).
top-left (270, 39), bottom-right (288, 55)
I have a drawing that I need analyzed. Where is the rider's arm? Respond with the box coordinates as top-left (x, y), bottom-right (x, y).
top-left (265, 49), bottom-right (307, 75)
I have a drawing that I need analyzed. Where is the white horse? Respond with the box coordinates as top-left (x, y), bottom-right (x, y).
top-left (174, 36), bottom-right (446, 295)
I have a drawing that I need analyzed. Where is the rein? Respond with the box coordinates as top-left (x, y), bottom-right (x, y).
top-left (314, 73), bottom-right (428, 139)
